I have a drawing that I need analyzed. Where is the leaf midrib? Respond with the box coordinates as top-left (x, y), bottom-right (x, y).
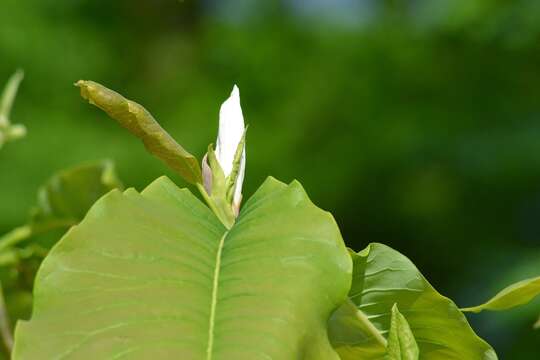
top-left (206, 230), bottom-right (228, 360)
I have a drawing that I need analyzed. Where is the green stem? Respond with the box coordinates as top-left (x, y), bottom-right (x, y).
top-left (0, 219), bottom-right (77, 254)
top-left (196, 183), bottom-right (233, 229)
top-left (0, 283), bottom-right (13, 355)
top-left (0, 225), bottom-right (32, 252)
top-left (350, 299), bottom-right (388, 348)
top-left (197, 183), bottom-right (219, 216)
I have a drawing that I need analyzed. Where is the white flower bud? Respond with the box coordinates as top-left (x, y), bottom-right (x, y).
top-left (215, 85), bottom-right (246, 210)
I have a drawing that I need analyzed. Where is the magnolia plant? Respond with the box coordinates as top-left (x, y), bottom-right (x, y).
top-left (6, 81), bottom-right (540, 360)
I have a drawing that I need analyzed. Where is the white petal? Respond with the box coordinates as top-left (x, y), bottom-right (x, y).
top-left (215, 85), bottom-right (246, 209)
top-left (216, 85), bottom-right (245, 176)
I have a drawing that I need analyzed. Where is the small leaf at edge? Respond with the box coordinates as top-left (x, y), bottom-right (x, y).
top-left (461, 276), bottom-right (540, 313)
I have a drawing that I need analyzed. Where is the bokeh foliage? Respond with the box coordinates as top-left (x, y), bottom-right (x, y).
top-left (1, 0), bottom-right (539, 358)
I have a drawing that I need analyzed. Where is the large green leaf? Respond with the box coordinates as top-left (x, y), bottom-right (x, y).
top-left (328, 243), bottom-right (496, 360)
top-left (461, 276), bottom-right (540, 313)
top-left (13, 176), bottom-right (352, 359)
top-left (76, 81), bottom-right (202, 184)
top-left (386, 304), bottom-right (418, 360)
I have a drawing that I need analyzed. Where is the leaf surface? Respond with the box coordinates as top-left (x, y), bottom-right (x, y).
top-left (461, 276), bottom-right (540, 313)
top-left (329, 243), bottom-right (497, 360)
top-left (13, 177), bottom-right (351, 359)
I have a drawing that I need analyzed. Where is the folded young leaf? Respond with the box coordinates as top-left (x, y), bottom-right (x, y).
top-left (328, 243), bottom-right (497, 360)
top-left (386, 304), bottom-right (419, 360)
top-left (76, 80), bottom-right (202, 184)
top-left (461, 276), bottom-right (540, 313)
top-left (13, 177), bottom-right (352, 359)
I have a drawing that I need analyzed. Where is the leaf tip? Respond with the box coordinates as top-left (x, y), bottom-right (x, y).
top-left (75, 80), bottom-right (91, 101)
top-left (14, 69), bottom-right (24, 81)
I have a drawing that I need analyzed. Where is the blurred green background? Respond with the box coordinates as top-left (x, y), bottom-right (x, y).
top-left (1, 0), bottom-right (540, 358)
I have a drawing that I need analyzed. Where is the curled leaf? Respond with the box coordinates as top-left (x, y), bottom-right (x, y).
top-left (76, 80), bottom-right (202, 184)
